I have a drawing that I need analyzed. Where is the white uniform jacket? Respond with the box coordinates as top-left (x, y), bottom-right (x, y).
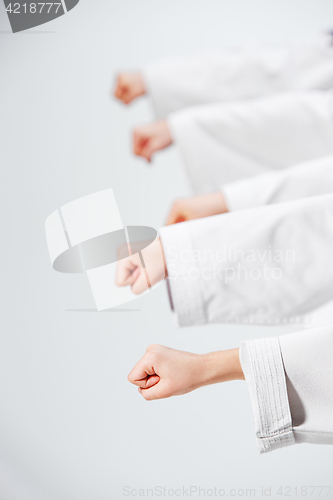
top-left (223, 154), bottom-right (333, 211)
top-left (149, 37), bottom-right (333, 454)
top-left (144, 35), bottom-right (333, 192)
top-left (240, 325), bottom-right (333, 453)
top-left (159, 193), bottom-right (333, 327)
top-left (167, 91), bottom-right (333, 192)
top-left (159, 197), bottom-right (333, 453)
top-left (143, 33), bottom-right (333, 118)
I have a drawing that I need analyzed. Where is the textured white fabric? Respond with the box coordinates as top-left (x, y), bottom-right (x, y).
top-left (143, 34), bottom-right (333, 118)
top-left (240, 325), bottom-right (333, 453)
top-left (168, 91), bottom-right (333, 193)
top-left (240, 337), bottom-right (295, 454)
top-left (223, 154), bottom-right (333, 211)
top-left (159, 194), bottom-right (333, 327)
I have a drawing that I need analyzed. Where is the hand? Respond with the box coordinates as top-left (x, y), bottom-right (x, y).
top-left (115, 238), bottom-right (167, 294)
top-left (133, 120), bottom-right (172, 162)
top-left (166, 192), bottom-right (228, 225)
top-left (114, 72), bottom-right (146, 104)
top-left (128, 345), bottom-right (244, 401)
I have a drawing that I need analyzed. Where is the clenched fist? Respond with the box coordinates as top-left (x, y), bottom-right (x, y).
top-left (114, 72), bottom-right (146, 104)
top-left (115, 238), bottom-right (167, 294)
top-left (128, 345), bottom-right (244, 401)
top-left (133, 120), bottom-right (172, 162)
top-left (166, 192), bottom-right (228, 225)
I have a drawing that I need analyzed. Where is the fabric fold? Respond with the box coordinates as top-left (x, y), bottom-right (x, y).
top-left (240, 337), bottom-right (295, 454)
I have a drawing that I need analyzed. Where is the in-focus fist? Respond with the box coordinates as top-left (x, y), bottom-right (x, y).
top-left (166, 192), bottom-right (228, 225)
top-left (133, 120), bottom-right (172, 162)
top-left (128, 346), bottom-right (244, 401)
top-left (115, 238), bottom-right (167, 294)
top-left (114, 72), bottom-right (146, 104)
top-left (128, 345), bottom-right (205, 400)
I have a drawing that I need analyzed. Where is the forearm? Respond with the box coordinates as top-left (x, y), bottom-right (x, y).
top-left (222, 154), bottom-right (333, 211)
top-left (160, 194), bottom-right (333, 326)
top-left (167, 91), bottom-right (333, 193)
top-left (129, 327), bottom-right (333, 454)
top-left (143, 35), bottom-right (333, 119)
top-left (197, 348), bottom-right (244, 389)
top-left (166, 191), bottom-right (228, 225)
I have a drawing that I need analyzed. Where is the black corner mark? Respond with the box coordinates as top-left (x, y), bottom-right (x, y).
top-left (3, 0), bottom-right (80, 33)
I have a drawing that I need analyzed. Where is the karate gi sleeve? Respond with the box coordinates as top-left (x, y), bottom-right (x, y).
top-left (167, 91), bottom-right (333, 193)
top-left (223, 154), bottom-right (333, 211)
top-left (240, 325), bottom-right (333, 453)
top-left (158, 194), bottom-right (333, 327)
top-left (143, 34), bottom-right (333, 119)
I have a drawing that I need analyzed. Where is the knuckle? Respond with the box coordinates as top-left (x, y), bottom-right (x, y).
top-left (146, 344), bottom-right (160, 353)
top-left (144, 351), bottom-right (156, 364)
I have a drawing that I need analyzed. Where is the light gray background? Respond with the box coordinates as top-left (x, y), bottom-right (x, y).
top-left (1, 1), bottom-right (333, 499)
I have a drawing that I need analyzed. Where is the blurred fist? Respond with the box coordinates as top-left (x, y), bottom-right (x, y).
top-left (128, 345), bottom-right (205, 400)
top-left (114, 72), bottom-right (146, 104)
top-left (133, 120), bottom-right (172, 162)
top-left (115, 238), bottom-right (167, 294)
top-left (166, 191), bottom-right (228, 225)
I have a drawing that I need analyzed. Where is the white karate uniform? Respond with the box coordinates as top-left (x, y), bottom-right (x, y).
top-left (240, 325), bottom-right (333, 453)
top-left (147, 36), bottom-right (333, 454)
top-left (223, 154), bottom-right (333, 211)
top-left (223, 160), bottom-right (333, 453)
top-left (143, 33), bottom-right (333, 118)
top-left (159, 193), bottom-right (333, 327)
top-left (158, 196), bottom-right (333, 453)
top-left (167, 91), bottom-right (333, 192)
top-left (143, 34), bottom-right (333, 192)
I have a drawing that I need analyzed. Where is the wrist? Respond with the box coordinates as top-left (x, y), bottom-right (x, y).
top-left (210, 191), bottom-right (228, 215)
top-left (135, 72), bottom-right (146, 96)
top-left (157, 238), bottom-right (168, 279)
top-left (198, 349), bottom-right (244, 388)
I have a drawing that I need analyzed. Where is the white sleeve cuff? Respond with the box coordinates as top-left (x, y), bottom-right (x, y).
top-left (240, 337), bottom-right (295, 454)
top-left (158, 222), bottom-right (206, 326)
top-left (222, 178), bottom-right (261, 212)
top-left (222, 171), bottom-right (283, 211)
top-left (167, 112), bottom-right (218, 194)
top-left (142, 64), bottom-right (169, 120)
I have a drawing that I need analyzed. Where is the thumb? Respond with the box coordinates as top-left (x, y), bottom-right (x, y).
top-left (133, 130), bottom-right (148, 156)
top-left (136, 135), bottom-right (153, 162)
top-left (115, 255), bottom-right (141, 287)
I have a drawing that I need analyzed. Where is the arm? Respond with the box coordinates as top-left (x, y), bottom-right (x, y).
top-left (131, 91), bottom-right (333, 188)
top-left (159, 193), bottom-right (333, 327)
top-left (167, 90), bottom-right (333, 192)
top-left (115, 34), bottom-right (333, 117)
top-left (117, 194), bottom-right (333, 326)
top-left (128, 325), bottom-right (333, 454)
top-left (222, 154), bottom-right (333, 211)
top-left (240, 325), bottom-right (333, 453)
top-left (128, 345), bottom-right (243, 400)
top-left (164, 153), bottom-right (333, 224)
